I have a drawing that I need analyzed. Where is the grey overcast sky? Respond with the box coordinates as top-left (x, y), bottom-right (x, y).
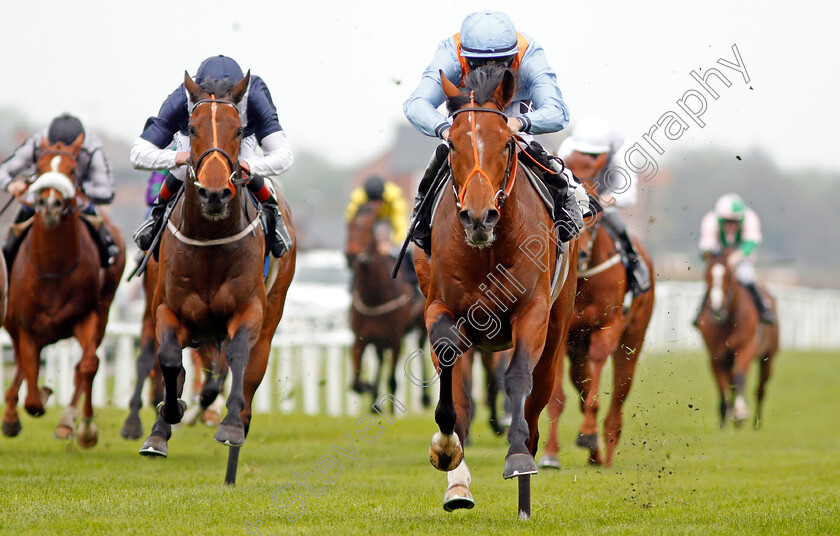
top-left (1, 0), bottom-right (838, 173)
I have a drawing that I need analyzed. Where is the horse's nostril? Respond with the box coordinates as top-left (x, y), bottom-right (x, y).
top-left (197, 187), bottom-right (209, 200)
top-left (459, 209), bottom-right (475, 230)
top-left (220, 188), bottom-right (233, 202)
top-left (483, 209), bottom-right (500, 228)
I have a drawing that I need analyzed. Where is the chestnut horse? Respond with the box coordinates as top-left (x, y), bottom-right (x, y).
top-left (138, 73), bottom-right (296, 478)
top-left (120, 256), bottom-right (229, 439)
top-left (345, 203), bottom-right (427, 406)
top-left (415, 66), bottom-right (577, 518)
top-left (540, 212), bottom-right (655, 468)
top-left (1, 136), bottom-right (125, 446)
top-left (696, 251), bottom-right (779, 428)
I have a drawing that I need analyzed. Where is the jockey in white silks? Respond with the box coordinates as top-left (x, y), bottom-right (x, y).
top-left (557, 117), bottom-right (651, 296)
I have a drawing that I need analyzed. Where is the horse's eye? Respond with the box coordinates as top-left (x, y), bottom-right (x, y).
top-left (188, 125), bottom-right (196, 136)
top-left (236, 127), bottom-right (244, 137)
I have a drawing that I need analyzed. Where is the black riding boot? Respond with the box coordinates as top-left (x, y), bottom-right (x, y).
top-left (83, 218), bottom-right (119, 268)
top-left (133, 201), bottom-right (167, 252)
top-left (1, 207), bottom-right (34, 269)
top-left (521, 141), bottom-right (583, 242)
top-left (262, 202), bottom-right (292, 258)
top-left (602, 210), bottom-right (650, 296)
top-left (409, 143), bottom-right (450, 255)
top-left (744, 282), bottom-right (776, 324)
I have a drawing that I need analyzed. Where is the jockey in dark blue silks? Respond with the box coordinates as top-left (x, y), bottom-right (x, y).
top-left (403, 10), bottom-right (588, 254)
top-left (130, 55), bottom-right (293, 258)
top-left (0, 114), bottom-right (120, 268)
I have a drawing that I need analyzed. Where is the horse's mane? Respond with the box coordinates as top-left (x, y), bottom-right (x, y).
top-left (198, 76), bottom-right (236, 98)
top-left (445, 65), bottom-right (517, 114)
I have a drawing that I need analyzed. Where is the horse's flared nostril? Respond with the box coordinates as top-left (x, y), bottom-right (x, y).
top-left (483, 208), bottom-right (500, 229)
top-left (220, 188), bottom-right (233, 203)
top-left (459, 209), bottom-right (476, 230)
top-left (197, 187), bottom-right (209, 201)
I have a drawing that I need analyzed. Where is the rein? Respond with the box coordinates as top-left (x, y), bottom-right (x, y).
top-left (450, 91), bottom-right (518, 210)
top-left (576, 218), bottom-right (622, 278)
top-left (351, 290), bottom-right (411, 317)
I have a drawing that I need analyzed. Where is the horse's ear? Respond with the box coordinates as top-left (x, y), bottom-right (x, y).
top-left (440, 70), bottom-right (460, 98)
top-left (494, 69), bottom-right (516, 109)
top-left (69, 133), bottom-right (84, 155)
top-left (229, 70), bottom-right (250, 104)
top-left (184, 71), bottom-right (202, 103)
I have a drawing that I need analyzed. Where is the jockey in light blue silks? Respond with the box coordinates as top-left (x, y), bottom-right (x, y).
top-left (0, 114), bottom-right (120, 268)
top-left (698, 193), bottom-right (776, 324)
top-left (557, 117), bottom-right (651, 296)
top-left (403, 10), bottom-right (587, 254)
top-left (130, 55), bottom-right (293, 258)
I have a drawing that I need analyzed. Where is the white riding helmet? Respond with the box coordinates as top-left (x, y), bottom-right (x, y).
top-left (460, 11), bottom-right (518, 59)
top-left (565, 117), bottom-right (613, 155)
top-left (715, 193), bottom-right (747, 221)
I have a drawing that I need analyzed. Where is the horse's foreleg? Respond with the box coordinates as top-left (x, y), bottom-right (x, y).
top-left (156, 305), bottom-right (187, 425)
top-left (350, 338), bottom-right (368, 395)
top-left (239, 337), bottom-right (271, 439)
top-left (480, 351), bottom-right (503, 436)
top-left (539, 341), bottom-right (567, 469)
top-left (121, 336), bottom-right (157, 440)
top-left (16, 334), bottom-right (45, 417)
top-left (427, 304), bottom-right (468, 472)
top-left (387, 341), bottom-right (401, 403)
top-left (732, 342), bottom-right (756, 426)
top-left (71, 313), bottom-right (102, 448)
top-left (754, 353), bottom-right (773, 429)
top-left (603, 341), bottom-right (641, 467)
top-left (2, 368), bottom-right (24, 437)
top-left (712, 357), bottom-right (731, 428)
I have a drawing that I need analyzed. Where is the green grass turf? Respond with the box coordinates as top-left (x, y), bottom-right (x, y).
top-left (1, 350), bottom-right (838, 535)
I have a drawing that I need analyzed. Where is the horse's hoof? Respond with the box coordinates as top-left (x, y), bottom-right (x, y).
top-left (139, 436), bottom-right (168, 457)
top-left (443, 484), bottom-right (475, 512)
top-left (54, 424), bottom-right (74, 440)
top-left (2, 420), bottom-right (21, 437)
top-left (76, 422), bottom-right (98, 449)
top-left (576, 432), bottom-right (599, 450)
top-left (538, 454), bottom-right (561, 470)
top-left (489, 420), bottom-right (505, 436)
top-left (24, 403), bottom-right (45, 417)
top-left (429, 432), bottom-right (463, 472)
top-left (157, 400), bottom-right (187, 425)
top-left (120, 415), bottom-right (144, 440)
top-left (753, 416), bottom-right (763, 430)
top-left (202, 409), bottom-right (222, 427)
top-left (503, 453), bottom-right (538, 479)
top-left (215, 424), bottom-right (245, 447)
top-left (39, 386), bottom-right (53, 406)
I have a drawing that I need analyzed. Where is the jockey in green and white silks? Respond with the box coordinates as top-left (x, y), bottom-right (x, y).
top-left (698, 193), bottom-right (776, 324)
top-left (557, 117), bottom-right (651, 296)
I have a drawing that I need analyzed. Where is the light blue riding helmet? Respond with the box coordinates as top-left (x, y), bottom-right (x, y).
top-left (459, 11), bottom-right (518, 58)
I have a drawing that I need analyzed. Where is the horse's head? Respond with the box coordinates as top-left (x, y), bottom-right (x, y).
top-left (345, 203), bottom-right (380, 265)
top-left (30, 136), bottom-right (83, 228)
top-left (441, 65), bottom-right (517, 248)
top-left (704, 250), bottom-right (735, 322)
top-left (183, 70), bottom-right (250, 220)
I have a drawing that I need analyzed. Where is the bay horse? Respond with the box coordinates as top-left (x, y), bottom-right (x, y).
top-left (120, 256), bottom-right (229, 439)
top-left (345, 202), bottom-right (428, 407)
top-left (1, 135), bottom-right (125, 446)
top-left (415, 66), bottom-right (578, 518)
top-left (138, 72), bottom-right (296, 479)
top-left (540, 210), bottom-right (655, 468)
top-left (696, 251), bottom-right (779, 428)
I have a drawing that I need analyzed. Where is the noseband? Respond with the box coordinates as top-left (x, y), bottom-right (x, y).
top-left (450, 91), bottom-right (518, 210)
top-left (186, 96), bottom-right (250, 193)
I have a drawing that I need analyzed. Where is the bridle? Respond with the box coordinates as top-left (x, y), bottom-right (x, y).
top-left (186, 96), bottom-right (250, 194)
top-left (449, 91), bottom-right (518, 210)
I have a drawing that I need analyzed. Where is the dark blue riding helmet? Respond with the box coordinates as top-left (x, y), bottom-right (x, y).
top-left (364, 176), bottom-right (386, 201)
top-left (48, 114), bottom-right (85, 145)
top-left (195, 55), bottom-right (244, 84)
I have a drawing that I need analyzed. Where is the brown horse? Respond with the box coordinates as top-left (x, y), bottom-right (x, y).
top-left (415, 66), bottom-right (577, 517)
top-left (459, 348), bottom-right (510, 436)
top-left (540, 211), bottom-right (655, 468)
top-left (1, 135), bottom-right (125, 446)
top-left (696, 251), bottom-right (779, 428)
top-left (138, 72), bottom-right (296, 474)
top-left (345, 202), bottom-right (428, 406)
top-left (120, 256), bottom-right (229, 439)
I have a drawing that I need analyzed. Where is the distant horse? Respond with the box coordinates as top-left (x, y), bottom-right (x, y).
top-left (540, 211), bottom-right (655, 468)
top-left (1, 135), bottom-right (125, 446)
top-left (696, 251), bottom-right (779, 428)
top-left (460, 348), bottom-right (509, 436)
top-left (415, 66), bottom-right (577, 518)
top-left (138, 72), bottom-right (296, 477)
top-left (120, 256), bottom-right (229, 439)
top-left (346, 203), bottom-right (428, 406)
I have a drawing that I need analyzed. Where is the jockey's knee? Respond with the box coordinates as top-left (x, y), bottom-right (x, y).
top-left (734, 261), bottom-right (757, 284)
